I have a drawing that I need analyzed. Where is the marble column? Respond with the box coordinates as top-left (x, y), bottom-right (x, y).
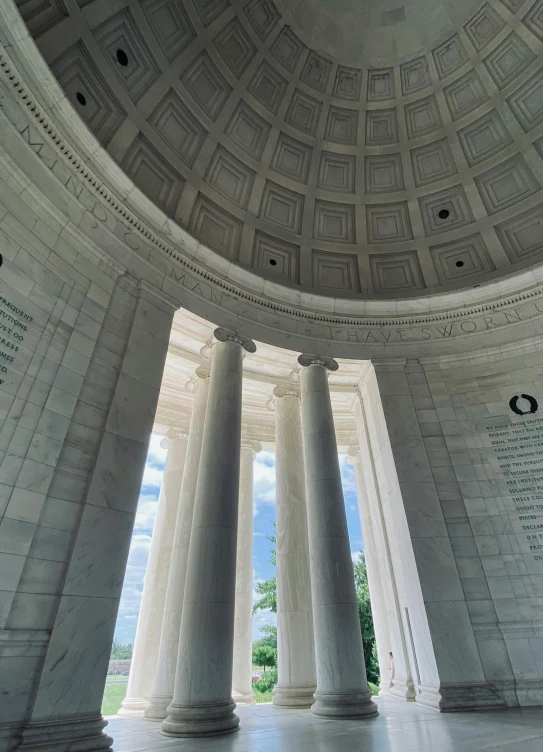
top-left (9, 277), bottom-right (177, 752)
top-left (145, 367), bottom-right (210, 720)
top-left (353, 391), bottom-right (416, 701)
top-left (346, 447), bottom-right (392, 696)
top-left (162, 328), bottom-right (256, 738)
top-left (232, 440), bottom-right (261, 705)
top-left (272, 386), bottom-right (316, 708)
top-left (119, 430), bottom-right (189, 716)
top-left (298, 354), bottom-right (378, 720)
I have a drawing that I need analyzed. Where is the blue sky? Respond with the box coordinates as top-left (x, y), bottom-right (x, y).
top-left (114, 436), bottom-right (364, 644)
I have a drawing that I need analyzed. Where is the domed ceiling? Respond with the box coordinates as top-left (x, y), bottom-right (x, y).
top-left (15, 0), bottom-right (543, 298)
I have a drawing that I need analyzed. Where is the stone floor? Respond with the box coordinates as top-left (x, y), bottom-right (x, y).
top-left (106, 696), bottom-right (543, 752)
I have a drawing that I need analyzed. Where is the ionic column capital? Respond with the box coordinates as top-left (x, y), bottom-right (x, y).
top-left (214, 327), bottom-right (256, 354)
top-left (345, 445), bottom-right (360, 466)
top-left (185, 366), bottom-right (210, 392)
top-left (298, 353), bottom-right (338, 372)
top-left (240, 439), bottom-right (262, 455)
top-left (161, 428), bottom-right (189, 448)
top-left (273, 385), bottom-right (300, 399)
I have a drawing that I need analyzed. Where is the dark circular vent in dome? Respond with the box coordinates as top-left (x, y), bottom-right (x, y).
top-left (21, 0), bottom-right (543, 300)
top-left (116, 49), bottom-right (128, 66)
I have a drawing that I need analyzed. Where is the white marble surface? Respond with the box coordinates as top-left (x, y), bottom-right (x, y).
top-left (299, 359), bottom-right (377, 719)
top-left (163, 335), bottom-right (253, 737)
top-left (120, 432), bottom-right (188, 716)
top-left (232, 442), bottom-right (259, 705)
top-left (347, 449), bottom-right (394, 695)
top-left (104, 698), bottom-right (543, 752)
top-left (273, 389), bottom-right (316, 708)
top-left (353, 394), bottom-right (416, 701)
top-left (146, 373), bottom-right (210, 720)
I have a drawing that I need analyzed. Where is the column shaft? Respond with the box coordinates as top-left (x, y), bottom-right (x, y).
top-left (354, 394), bottom-right (416, 701)
top-left (349, 450), bottom-right (392, 694)
top-left (298, 356), bottom-right (377, 720)
top-left (120, 433), bottom-right (188, 716)
top-left (232, 443), bottom-right (259, 705)
top-left (273, 390), bottom-right (316, 708)
top-left (145, 372), bottom-right (209, 719)
top-left (11, 278), bottom-right (176, 752)
top-left (162, 330), bottom-right (255, 738)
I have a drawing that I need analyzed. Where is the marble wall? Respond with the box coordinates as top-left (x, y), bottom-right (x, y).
top-left (362, 347), bottom-right (543, 710)
top-left (0, 157), bottom-right (175, 749)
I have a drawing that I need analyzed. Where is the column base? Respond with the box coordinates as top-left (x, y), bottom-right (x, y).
top-left (389, 677), bottom-right (417, 702)
top-left (17, 716), bottom-right (112, 752)
top-left (143, 696), bottom-right (171, 721)
top-left (311, 690), bottom-right (379, 720)
top-left (273, 685), bottom-right (316, 708)
top-left (118, 696), bottom-right (149, 717)
top-left (0, 724), bottom-right (22, 752)
top-left (232, 690), bottom-right (256, 706)
top-left (416, 683), bottom-right (506, 712)
top-left (161, 699), bottom-right (240, 738)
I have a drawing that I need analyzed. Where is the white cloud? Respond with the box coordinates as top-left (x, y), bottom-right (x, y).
top-left (134, 493), bottom-right (160, 534)
top-left (141, 464), bottom-right (165, 489)
top-left (252, 609), bottom-right (277, 641)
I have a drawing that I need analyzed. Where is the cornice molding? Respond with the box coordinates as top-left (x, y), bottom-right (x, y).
top-left (2, 16), bottom-right (543, 358)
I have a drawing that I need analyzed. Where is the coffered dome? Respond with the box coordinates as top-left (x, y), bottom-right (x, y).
top-left (17, 0), bottom-right (543, 298)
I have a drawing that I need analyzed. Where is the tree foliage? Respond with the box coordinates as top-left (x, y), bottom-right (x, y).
top-left (252, 524), bottom-right (277, 614)
top-left (353, 552), bottom-right (380, 685)
top-left (252, 529), bottom-right (380, 686)
top-left (110, 640), bottom-right (133, 660)
top-left (252, 625), bottom-right (277, 673)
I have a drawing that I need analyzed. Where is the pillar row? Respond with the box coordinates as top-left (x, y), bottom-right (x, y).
top-left (232, 440), bottom-right (261, 705)
top-left (145, 367), bottom-right (210, 720)
top-left (298, 354), bottom-right (378, 720)
top-left (162, 328), bottom-right (256, 738)
top-left (346, 447), bottom-right (393, 696)
top-left (353, 392), bottom-right (416, 702)
top-left (272, 385), bottom-right (316, 708)
top-left (119, 429), bottom-right (189, 716)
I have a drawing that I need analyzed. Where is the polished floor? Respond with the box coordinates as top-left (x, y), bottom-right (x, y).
top-left (106, 696), bottom-right (543, 752)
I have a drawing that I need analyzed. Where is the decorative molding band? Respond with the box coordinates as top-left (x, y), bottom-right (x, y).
top-left (1, 29), bottom-right (543, 342)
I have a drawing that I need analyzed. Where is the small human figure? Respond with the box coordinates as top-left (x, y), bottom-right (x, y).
top-left (388, 651), bottom-right (395, 687)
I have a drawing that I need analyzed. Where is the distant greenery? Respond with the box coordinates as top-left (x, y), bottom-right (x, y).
top-left (252, 523), bottom-right (380, 688)
top-left (252, 624), bottom-right (278, 700)
top-left (353, 552), bottom-right (380, 685)
top-left (253, 525), bottom-right (277, 614)
top-left (101, 681), bottom-right (127, 716)
top-left (110, 641), bottom-right (133, 660)
top-left (254, 689), bottom-right (274, 703)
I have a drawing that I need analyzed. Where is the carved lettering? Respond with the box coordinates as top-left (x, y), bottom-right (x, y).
top-left (436, 324), bottom-right (453, 337)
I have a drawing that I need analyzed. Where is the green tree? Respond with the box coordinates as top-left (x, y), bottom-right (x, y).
top-left (353, 552), bottom-right (380, 685)
top-left (252, 524), bottom-right (277, 614)
top-left (252, 624), bottom-right (277, 672)
top-left (110, 640), bottom-right (133, 660)
top-left (252, 524), bottom-right (380, 686)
